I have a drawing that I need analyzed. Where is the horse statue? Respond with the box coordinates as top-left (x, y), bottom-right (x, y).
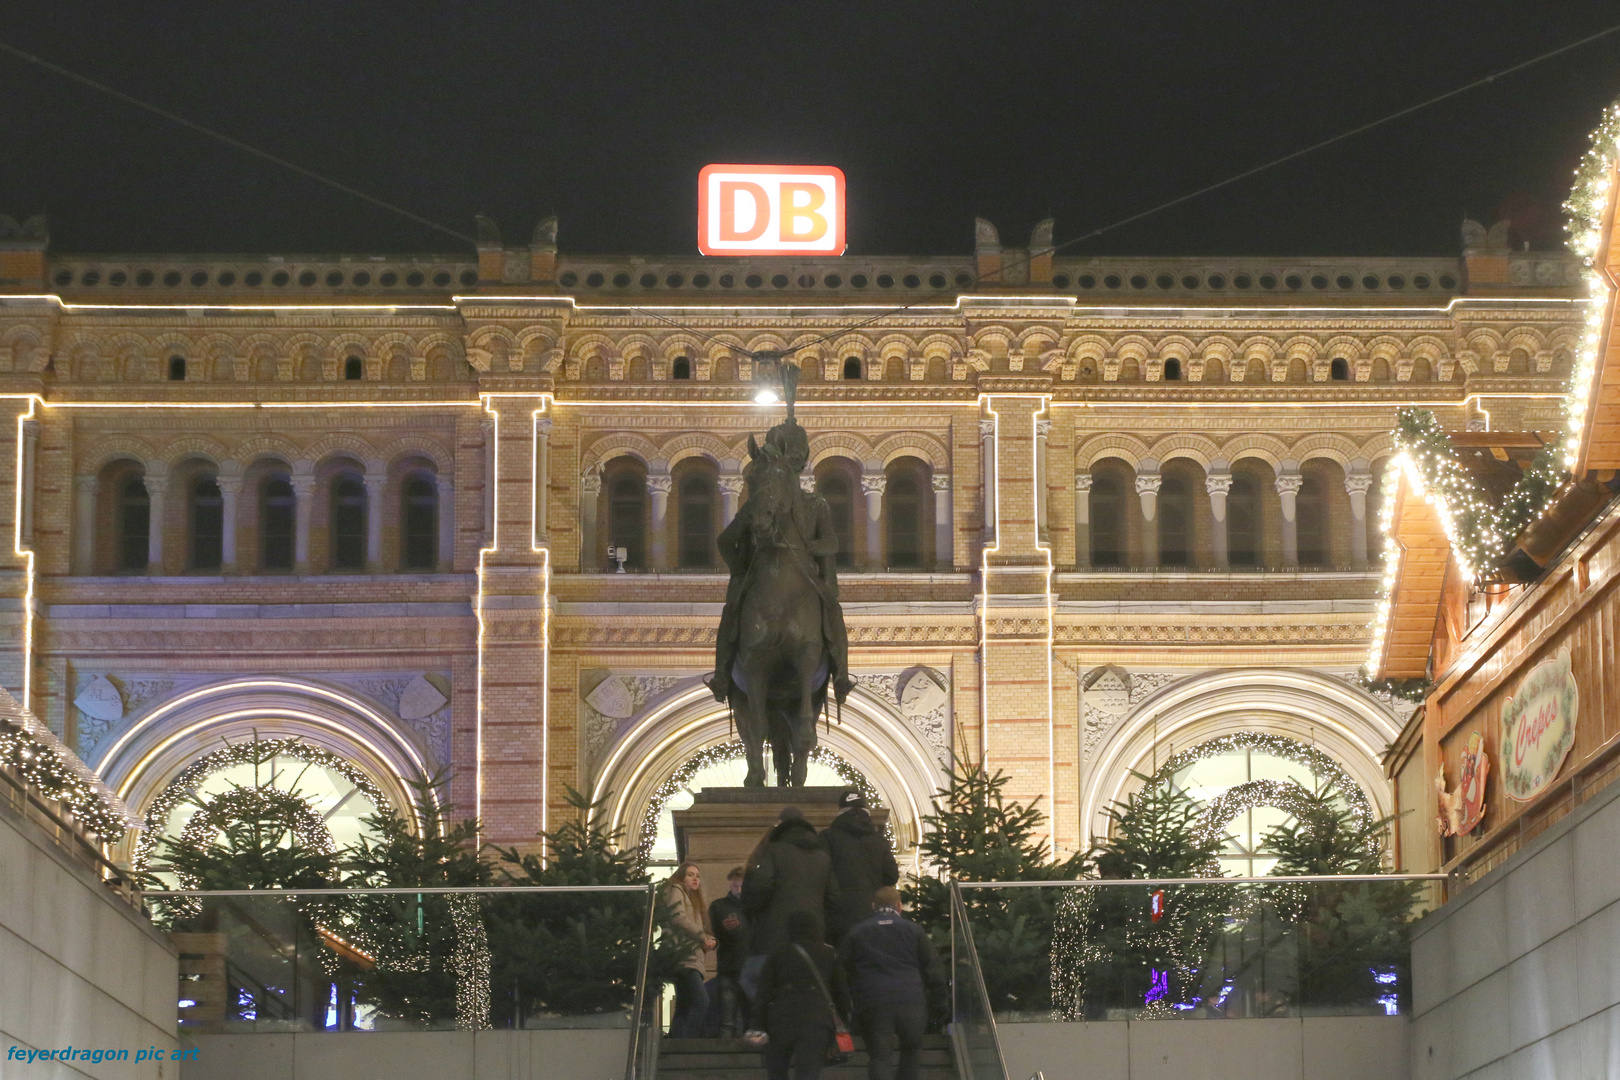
top-left (709, 364), bottom-right (851, 786)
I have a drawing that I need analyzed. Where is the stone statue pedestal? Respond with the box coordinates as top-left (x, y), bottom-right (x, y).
top-left (672, 785), bottom-right (889, 905)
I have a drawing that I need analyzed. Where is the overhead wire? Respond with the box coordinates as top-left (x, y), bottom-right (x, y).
top-left (0, 37), bottom-right (476, 245)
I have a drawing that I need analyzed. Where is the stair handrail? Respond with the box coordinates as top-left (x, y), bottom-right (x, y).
top-left (623, 881), bottom-right (661, 1080)
top-left (949, 880), bottom-right (1010, 1080)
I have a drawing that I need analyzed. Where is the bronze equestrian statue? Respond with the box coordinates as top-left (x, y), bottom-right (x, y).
top-left (709, 362), bottom-right (852, 786)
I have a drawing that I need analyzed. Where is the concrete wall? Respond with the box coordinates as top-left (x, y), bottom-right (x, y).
top-left (179, 1029), bottom-right (627, 1080)
top-left (1410, 776), bottom-right (1620, 1079)
top-left (999, 1016), bottom-right (1408, 1080)
top-left (0, 802), bottom-right (178, 1079)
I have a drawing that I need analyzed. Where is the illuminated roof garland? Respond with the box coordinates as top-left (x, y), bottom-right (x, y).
top-left (1366, 98), bottom-right (1620, 676)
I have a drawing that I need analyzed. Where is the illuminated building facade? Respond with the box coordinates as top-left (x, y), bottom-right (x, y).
top-left (0, 213), bottom-right (1585, 869)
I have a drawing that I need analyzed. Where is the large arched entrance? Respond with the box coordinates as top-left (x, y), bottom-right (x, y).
top-left (591, 684), bottom-right (947, 873)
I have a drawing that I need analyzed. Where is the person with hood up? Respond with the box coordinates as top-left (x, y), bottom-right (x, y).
top-left (740, 807), bottom-right (838, 999)
top-left (823, 790), bottom-right (899, 944)
top-left (757, 909), bottom-right (851, 1080)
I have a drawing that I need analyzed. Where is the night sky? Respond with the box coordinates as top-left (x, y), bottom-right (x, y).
top-left (4, 3), bottom-right (1620, 258)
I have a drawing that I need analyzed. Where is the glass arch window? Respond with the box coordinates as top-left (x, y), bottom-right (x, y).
top-left (189, 477), bottom-right (223, 571)
top-left (672, 357), bottom-right (691, 380)
top-left (261, 476), bottom-right (296, 571)
top-left (402, 476), bottom-right (438, 570)
top-left (119, 478), bottom-right (150, 571)
top-left (678, 474), bottom-right (716, 568)
top-left (1164, 738), bottom-right (1363, 877)
top-left (842, 357), bottom-right (862, 380)
top-left (331, 474), bottom-right (366, 571)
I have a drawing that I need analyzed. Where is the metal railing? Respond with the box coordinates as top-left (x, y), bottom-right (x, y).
top-left (141, 884), bottom-right (660, 1037)
top-left (623, 882), bottom-right (661, 1080)
top-left (950, 881), bottom-right (1011, 1080)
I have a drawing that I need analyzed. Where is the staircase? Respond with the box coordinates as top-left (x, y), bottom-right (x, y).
top-left (657, 1034), bottom-right (958, 1079)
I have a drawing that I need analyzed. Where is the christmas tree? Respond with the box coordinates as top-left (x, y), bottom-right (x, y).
top-left (910, 754), bottom-right (1083, 1014)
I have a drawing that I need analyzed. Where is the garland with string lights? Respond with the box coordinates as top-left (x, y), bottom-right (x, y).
top-left (1563, 97), bottom-right (1620, 468)
top-left (134, 737), bottom-right (389, 870)
top-left (0, 718), bottom-right (129, 840)
top-left (636, 741), bottom-right (882, 858)
top-left (1152, 731), bottom-right (1373, 828)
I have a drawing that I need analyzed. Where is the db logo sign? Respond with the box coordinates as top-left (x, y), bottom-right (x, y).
top-left (698, 164), bottom-right (847, 256)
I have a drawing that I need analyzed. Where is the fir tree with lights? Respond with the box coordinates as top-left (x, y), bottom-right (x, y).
top-left (909, 754), bottom-right (1083, 1015)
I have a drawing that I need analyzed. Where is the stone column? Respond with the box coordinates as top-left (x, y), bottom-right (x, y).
top-left (862, 473), bottom-right (887, 568)
top-left (1206, 470), bottom-right (1233, 569)
top-left (1135, 468), bottom-right (1161, 568)
top-left (437, 477), bottom-right (455, 571)
top-left (932, 473), bottom-right (952, 569)
top-left (217, 471), bottom-right (242, 571)
top-left (979, 417), bottom-right (997, 545)
top-left (580, 471), bottom-right (601, 570)
top-left (1036, 416), bottom-right (1051, 543)
top-left (719, 474), bottom-right (744, 526)
top-left (534, 417), bottom-right (552, 544)
top-left (1346, 471), bottom-right (1373, 566)
top-left (145, 466), bottom-right (168, 573)
top-left (1276, 470), bottom-right (1303, 567)
top-left (291, 467), bottom-right (316, 574)
top-left (364, 461), bottom-right (387, 570)
top-left (647, 473), bottom-right (673, 570)
top-left (73, 476), bottom-right (96, 574)
top-left (1074, 473), bottom-right (1092, 568)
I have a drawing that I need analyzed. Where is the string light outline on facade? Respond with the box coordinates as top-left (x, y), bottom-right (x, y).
top-left (474, 396), bottom-right (500, 836)
top-left (530, 400), bottom-right (554, 853)
top-left (12, 398), bottom-right (36, 710)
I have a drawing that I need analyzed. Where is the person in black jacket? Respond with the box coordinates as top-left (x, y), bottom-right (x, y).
top-left (758, 909), bottom-right (851, 1080)
top-left (742, 807), bottom-right (838, 981)
top-left (837, 887), bottom-right (947, 1080)
top-left (708, 866), bottom-right (750, 1037)
top-left (823, 790), bottom-right (900, 944)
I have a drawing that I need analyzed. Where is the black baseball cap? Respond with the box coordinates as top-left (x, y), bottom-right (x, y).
top-left (839, 790), bottom-right (866, 809)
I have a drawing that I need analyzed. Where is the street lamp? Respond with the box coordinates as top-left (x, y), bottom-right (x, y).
top-left (751, 351), bottom-right (800, 416)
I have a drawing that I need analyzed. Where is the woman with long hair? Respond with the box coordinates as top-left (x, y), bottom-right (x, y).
top-left (663, 862), bottom-right (716, 1038)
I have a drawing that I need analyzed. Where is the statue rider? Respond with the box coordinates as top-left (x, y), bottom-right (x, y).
top-left (710, 361), bottom-right (853, 708)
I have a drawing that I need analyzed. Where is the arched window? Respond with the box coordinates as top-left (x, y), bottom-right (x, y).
top-left (887, 475), bottom-right (923, 568)
top-left (1228, 475), bottom-right (1263, 567)
top-left (1163, 358), bottom-right (1182, 381)
top-left (1158, 474), bottom-right (1192, 566)
top-left (344, 356), bottom-right (363, 381)
top-left (1296, 475), bottom-right (1329, 566)
top-left (818, 474), bottom-right (855, 568)
top-left (1090, 476), bottom-right (1125, 567)
top-left (609, 476), bottom-right (646, 570)
top-left (401, 476), bottom-right (438, 570)
top-left (678, 474), bottom-right (716, 569)
top-left (188, 478), bottom-right (223, 571)
top-left (260, 476), bottom-right (296, 571)
top-left (842, 357), bottom-right (862, 380)
top-left (331, 474), bottom-right (366, 570)
top-left (167, 356), bottom-right (187, 381)
top-left (672, 357), bottom-right (691, 380)
top-left (1330, 357), bottom-right (1350, 381)
top-left (119, 479), bottom-right (149, 572)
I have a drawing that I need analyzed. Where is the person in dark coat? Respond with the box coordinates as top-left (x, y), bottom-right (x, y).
top-left (758, 909), bottom-right (851, 1080)
top-left (708, 866), bottom-right (750, 1037)
top-left (823, 790), bottom-right (899, 943)
top-left (837, 887), bottom-right (947, 1080)
top-left (742, 807), bottom-right (839, 958)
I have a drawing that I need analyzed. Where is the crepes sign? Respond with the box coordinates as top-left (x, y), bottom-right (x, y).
top-left (1500, 647), bottom-right (1579, 802)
